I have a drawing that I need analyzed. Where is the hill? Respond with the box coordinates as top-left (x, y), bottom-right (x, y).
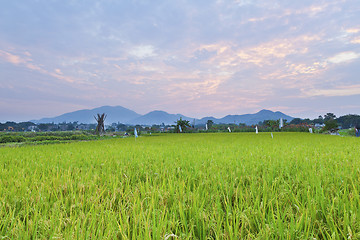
top-left (32, 106), bottom-right (141, 124)
top-left (219, 109), bottom-right (293, 125)
top-left (31, 106), bottom-right (294, 125)
top-left (131, 110), bottom-right (193, 125)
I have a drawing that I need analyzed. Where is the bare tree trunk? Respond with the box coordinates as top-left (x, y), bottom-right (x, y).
top-left (94, 113), bottom-right (106, 135)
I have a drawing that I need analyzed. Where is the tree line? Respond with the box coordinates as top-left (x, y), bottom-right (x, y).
top-left (1, 113), bottom-right (359, 133)
top-left (288, 113), bottom-right (360, 129)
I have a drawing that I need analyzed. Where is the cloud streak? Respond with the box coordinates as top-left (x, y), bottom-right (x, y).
top-left (0, 49), bottom-right (76, 84)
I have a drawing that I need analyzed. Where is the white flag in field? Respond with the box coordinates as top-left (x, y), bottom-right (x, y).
top-left (179, 125), bottom-right (182, 132)
top-left (271, 132), bottom-right (273, 138)
top-left (134, 128), bottom-right (138, 138)
top-left (279, 118), bottom-right (283, 129)
top-left (228, 127), bottom-right (231, 132)
top-left (309, 128), bottom-right (313, 133)
top-left (205, 124), bottom-right (208, 131)
top-left (255, 126), bottom-right (258, 134)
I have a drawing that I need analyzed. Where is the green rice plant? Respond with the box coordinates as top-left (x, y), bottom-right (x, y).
top-left (0, 133), bottom-right (359, 239)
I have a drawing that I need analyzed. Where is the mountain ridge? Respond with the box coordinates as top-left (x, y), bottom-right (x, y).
top-left (31, 106), bottom-right (141, 124)
top-left (32, 106), bottom-right (294, 125)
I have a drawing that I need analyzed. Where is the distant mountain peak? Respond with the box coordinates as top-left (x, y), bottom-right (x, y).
top-left (31, 106), bottom-right (295, 126)
top-left (147, 110), bottom-right (168, 114)
top-left (258, 109), bottom-right (274, 113)
top-left (32, 105), bottom-right (141, 124)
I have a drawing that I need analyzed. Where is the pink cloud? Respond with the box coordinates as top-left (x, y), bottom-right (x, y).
top-left (0, 49), bottom-right (75, 83)
top-left (0, 50), bottom-right (28, 65)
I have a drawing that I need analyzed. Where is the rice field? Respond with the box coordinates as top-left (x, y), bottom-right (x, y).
top-left (0, 133), bottom-right (359, 239)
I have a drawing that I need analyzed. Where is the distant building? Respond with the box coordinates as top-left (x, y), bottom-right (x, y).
top-left (314, 123), bottom-right (325, 128)
top-left (27, 126), bottom-right (37, 132)
top-left (329, 128), bottom-right (340, 135)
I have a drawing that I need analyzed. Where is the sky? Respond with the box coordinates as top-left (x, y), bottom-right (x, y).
top-left (1, 0), bottom-right (360, 122)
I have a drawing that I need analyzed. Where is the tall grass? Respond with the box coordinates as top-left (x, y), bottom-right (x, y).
top-left (0, 133), bottom-right (359, 239)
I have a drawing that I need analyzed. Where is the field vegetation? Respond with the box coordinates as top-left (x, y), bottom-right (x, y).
top-left (0, 131), bottom-right (113, 145)
top-left (0, 133), bottom-right (359, 239)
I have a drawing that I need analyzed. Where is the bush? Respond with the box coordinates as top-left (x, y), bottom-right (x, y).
top-left (70, 134), bottom-right (88, 140)
top-left (322, 119), bottom-right (338, 132)
top-left (0, 135), bottom-right (26, 143)
top-left (348, 128), bottom-right (356, 137)
top-left (28, 136), bottom-right (58, 142)
top-left (233, 128), bottom-right (256, 132)
top-left (0, 131), bottom-right (96, 144)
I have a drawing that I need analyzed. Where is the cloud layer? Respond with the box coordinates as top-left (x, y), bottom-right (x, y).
top-left (1, 0), bottom-right (359, 122)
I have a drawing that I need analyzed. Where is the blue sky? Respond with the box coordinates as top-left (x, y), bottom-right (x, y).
top-left (1, 0), bottom-right (359, 122)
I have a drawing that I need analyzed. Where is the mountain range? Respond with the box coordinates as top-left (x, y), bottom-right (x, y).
top-left (32, 106), bottom-right (294, 125)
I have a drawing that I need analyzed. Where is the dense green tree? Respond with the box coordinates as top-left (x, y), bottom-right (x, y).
top-left (176, 118), bottom-right (191, 133)
top-left (290, 118), bottom-right (311, 125)
top-left (15, 122), bottom-right (36, 131)
top-left (313, 115), bottom-right (324, 124)
top-left (116, 123), bottom-right (127, 131)
top-left (290, 118), bottom-right (302, 125)
top-left (106, 126), bottom-right (116, 132)
top-left (323, 119), bottom-right (338, 131)
top-left (324, 113), bottom-right (336, 121)
top-left (206, 120), bottom-right (214, 129)
top-left (337, 114), bottom-right (360, 129)
top-left (38, 123), bottom-right (50, 131)
top-left (264, 120), bottom-right (279, 130)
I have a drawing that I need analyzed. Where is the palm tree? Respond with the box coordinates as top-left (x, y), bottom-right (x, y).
top-left (175, 117), bottom-right (191, 133)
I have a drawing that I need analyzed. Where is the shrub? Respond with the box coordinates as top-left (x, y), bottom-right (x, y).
top-left (0, 135), bottom-right (26, 143)
top-left (322, 119), bottom-right (338, 132)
